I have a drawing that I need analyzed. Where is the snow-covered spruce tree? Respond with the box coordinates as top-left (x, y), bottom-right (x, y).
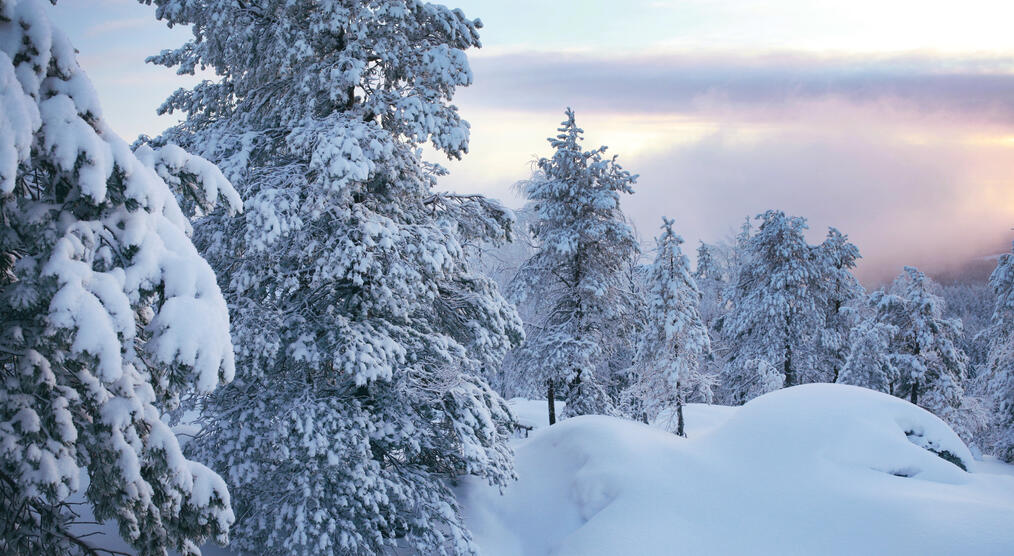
top-left (726, 215), bottom-right (754, 303)
top-left (509, 108), bottom-right (639, 423)
top-left (872, 267), bottom-right (969, 430)
top-left (719, 210), bottom-right (823, 404)
top-left (812, 228), bottom-right (864, 383)
top-left (694, 241), bottom-right (726, 329)
top-left (984, 245), bottom-right (1014, 461)
top-left (941, 280), bottom-right (994, 376)
top-left (626, 218), bottom-right (713, 437)
top-left (0, 1), bottom-right (240, 554)
top-left (837, 317), bottom-right (899, 394)
top-left (143, 1), bottom-right (524, 554)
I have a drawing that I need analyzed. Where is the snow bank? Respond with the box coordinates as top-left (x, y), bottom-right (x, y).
top-left (460, 384), bottom-right (1014, 555)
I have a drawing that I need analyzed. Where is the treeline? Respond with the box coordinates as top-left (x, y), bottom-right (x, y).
top-left (483, 111), bottom-right (1013, 459)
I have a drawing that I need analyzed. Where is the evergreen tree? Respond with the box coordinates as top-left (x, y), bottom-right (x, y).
top-left (719, 210), bottom-right (823, 403)
top-left (726, 215), bottom-right (754, 303)
top-left (838, 317), bottom-right (899, 394)
top-left (940, 281), bottom-right (994, 376)
top-left (812, 228), bottom-right (864, 383)
top-left (1, 2), bottom-right (239, 553)
top-left (144, 1), bottom-right (523, 553)
top-left (984, 245), bottom-right (1014, 461)
top-left (509, 108), bottom-right (639, 423)
top-left (694, 241), bottom-right (726, 329)
top-left (872, 267), bottom-right (967, 426)
top-left (626, 219), bottom-right (713, 436)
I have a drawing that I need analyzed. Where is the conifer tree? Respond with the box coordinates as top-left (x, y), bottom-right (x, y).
top-left (872, 267), bottom-right (967, 424)
top-left (719, 210), bottom-right (823, 403)
top-left (143, 1), bottom-right (523, 553)
top-left (509, 108), bottom-right (639, 423)
top-left (984, 245), bottom-right (1014, 461)
top-left (694, 241), bottom-right (726, 329)
top-left (838, 318), bottom-right (900, 394)
top-left (627, 219), bottom-right (713, 436)
top-left (1, 2), bottom-right (239, 553)
top-left (812, 228), bottom-right (864, 383)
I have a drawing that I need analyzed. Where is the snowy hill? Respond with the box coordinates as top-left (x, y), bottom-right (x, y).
top-left (459, 384), bottom-right (1014, 555)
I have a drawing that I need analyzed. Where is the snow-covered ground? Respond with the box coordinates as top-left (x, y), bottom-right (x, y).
top-left (78, 385), bottom-right (1014, 555)
top-left (461, 384), bottom-right (1014, 555)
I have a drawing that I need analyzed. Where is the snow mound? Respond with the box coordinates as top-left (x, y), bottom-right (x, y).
top-left (460, 384), bottom-right (1014, 555)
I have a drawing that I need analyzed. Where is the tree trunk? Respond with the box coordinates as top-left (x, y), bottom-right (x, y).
top-left (547, 380), bottom-right (556, 426)
top-left (909, 345), bottom-right (921, 405)
top-left (783, 341), bottom-right (795, 387)
top-left (675, 383), bottom-right (686, 438)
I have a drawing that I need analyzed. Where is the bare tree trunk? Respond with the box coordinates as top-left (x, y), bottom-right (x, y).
top-left (675, 383), bottom-right (686, 438)
top-left (783, 340), bottom-right (795, 387)
top-left (909, 345), bottom-right (921, 405)
top-left (547, 380), bottom-right (556, 425)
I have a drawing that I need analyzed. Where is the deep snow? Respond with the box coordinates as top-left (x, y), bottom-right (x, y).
top-left (77, 385), bottom-right (1014, 555)
top-left (461, 384), bottom-right (1014, 555)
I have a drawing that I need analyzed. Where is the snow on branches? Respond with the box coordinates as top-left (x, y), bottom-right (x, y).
top-left (1, 1), bottom-right (237, 554)
top-left (144, 1), bottom-right (523, 554)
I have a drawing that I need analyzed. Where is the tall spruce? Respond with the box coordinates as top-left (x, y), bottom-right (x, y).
top-left (694, 241), bottom-right (726, 329)
top-left (719, 210), bottom-right (823, 404)
top-left (812, 228), bottom-right (864, 383)
top-left (838, 317), bottom-right (900, 394)
top-left (871, 267), bottom-right (967, 427)
top-left (626, 219), bottom-right (713, 436)
top-left (509, 109), bottom-right (639, 423)
top-left (143, 1), bottom-right (523, 554)
top-left (985, 245), bottom-right (1014, 461)
top-left (1, 1), bottom-right (239, 554)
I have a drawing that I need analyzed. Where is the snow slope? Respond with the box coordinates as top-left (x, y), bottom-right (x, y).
top-left (461, 384), bottom-right (1014, 555)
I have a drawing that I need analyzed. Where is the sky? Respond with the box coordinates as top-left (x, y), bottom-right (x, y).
top-left (46, 0), bottom-right (1014, 284)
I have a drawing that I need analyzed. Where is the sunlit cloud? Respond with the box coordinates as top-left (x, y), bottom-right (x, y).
top-left (462, 50), bottom-right (1014, 121)
top-left (437, 50), bottom-right (1014, 284)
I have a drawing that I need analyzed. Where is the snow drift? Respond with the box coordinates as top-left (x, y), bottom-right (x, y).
top-left (461, 384), bottom-right (1014, 555)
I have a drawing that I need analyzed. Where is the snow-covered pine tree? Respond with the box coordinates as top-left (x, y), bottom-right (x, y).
top-left (626, 218), bottom-right (713, 437)
top-left (837, 317), bottom-right (899, 394)
top-left (142, 1), bottom-right (524, 554)
top-left (694, 241), bottom-right (726, 329)
top-left (726, 215), bottom-right (754, 302)
top-left (1, 2), bottom-right (240, 554)
top-left (984, 245), bottom-right (1014, 461)
top-left (811, 228), bottom-right (864, 383)
top-left (719, 210), bottom-right (823, 404)
top-left (872, 267), bottom-right (968, 428)
top-left (509, 108), bottom-right (639, 423)
top-left (941, 281), bottom-right (994, 377)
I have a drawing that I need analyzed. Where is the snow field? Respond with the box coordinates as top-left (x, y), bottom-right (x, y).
top-left (462, 384), bottom-right (1014, 555)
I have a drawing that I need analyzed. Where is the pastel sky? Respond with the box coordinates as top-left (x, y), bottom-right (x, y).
top-left (47, 0), bottom-right (1014, 284)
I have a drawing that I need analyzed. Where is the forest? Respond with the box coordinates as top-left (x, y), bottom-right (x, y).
top-left (2, 0), bottom-right (1014, 555)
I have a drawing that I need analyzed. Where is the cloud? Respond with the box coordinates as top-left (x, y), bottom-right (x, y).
top-left (438, 51), bottom-right (1014, 285)
top-left (617, 115), bottom-right (1014, 284)
top-left (461, 50), bottom-right (1014, 123)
